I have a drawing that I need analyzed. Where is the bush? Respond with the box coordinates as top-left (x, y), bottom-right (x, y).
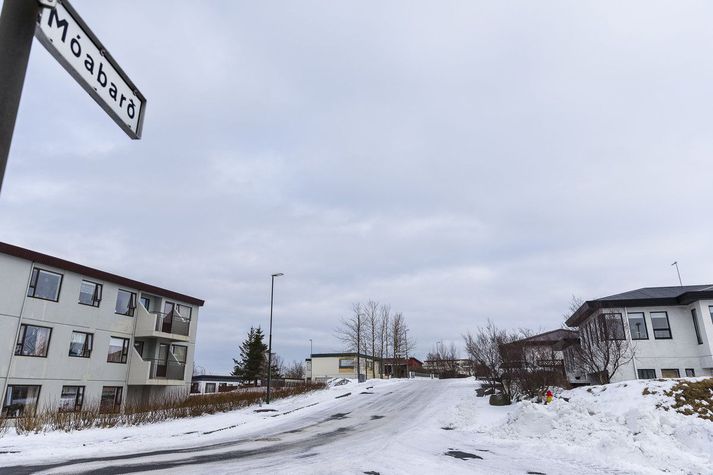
top-left (664, 378), bottom-right (713, 421)
top-left (11, 383), bottom-right (325, 435)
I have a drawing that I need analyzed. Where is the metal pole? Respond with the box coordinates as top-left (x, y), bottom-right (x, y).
top-left (672, 261), bottom-right (683, 286)
top-left (266, 273), bottom-right (282, 404)
top-left (356, 313), bottom-right (361, 382)
top-left (0, 0), bottom-right (41, 196)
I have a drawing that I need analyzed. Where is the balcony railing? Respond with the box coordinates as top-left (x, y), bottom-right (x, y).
top-left (146, 358), bottom-right (186, 380)
top-left (152, 311), bottom-right (190, 337)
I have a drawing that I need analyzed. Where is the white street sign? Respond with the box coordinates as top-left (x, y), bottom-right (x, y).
top-left (35, 1), bottom-right (146, 139)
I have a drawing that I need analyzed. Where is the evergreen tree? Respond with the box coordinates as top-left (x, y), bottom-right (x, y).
top-left (232, 327), bottom-right (267, 386)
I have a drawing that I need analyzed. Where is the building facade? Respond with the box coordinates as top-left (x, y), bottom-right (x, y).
top-left (0, 242), bottom-right (204, 417)
top-left (564, 285), bottom-right (713, 384)
top-left (306, 353), bottom-right (382, 382)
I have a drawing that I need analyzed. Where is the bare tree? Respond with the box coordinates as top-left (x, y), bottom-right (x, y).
top-left (192, 362), bottom-right (207, 377)
top-left (566, 309), bottom-right (635, 384)
top-left (284, 360), bottom-right (305, 379)
top-left (363, 300), bottom-right (380, 378)
top-left (464, 320), bottom-right (513, 391)
top-left (426, 341), bottom-right (459, 378)
top-left (378, 304), bottom-right (391, 378)
top-left (562, 295), bottom-right (585, 328)
top-left (390, 312), bottom-right (415, 377)
top-left (335, 302), bottom-right (366, 352)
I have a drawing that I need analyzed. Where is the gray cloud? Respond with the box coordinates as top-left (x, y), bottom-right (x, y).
top-left (2, 1), bottom-right (713, 373)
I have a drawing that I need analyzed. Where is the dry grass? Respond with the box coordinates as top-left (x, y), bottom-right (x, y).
top-left (664, 378), bottom-right (713, 422)
top-left (11, 383), bottom-right (325, 435)
top-left (0, 416), bottom-right (8, 438)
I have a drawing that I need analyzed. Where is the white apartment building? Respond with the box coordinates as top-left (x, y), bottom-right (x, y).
top-left (0, 242), bottom-right (204, 417)
top-left (564, 285), bottom-right (713, 384)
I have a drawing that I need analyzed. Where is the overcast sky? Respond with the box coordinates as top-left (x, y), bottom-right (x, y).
top-left (2, 1), bottom-right (713, 374)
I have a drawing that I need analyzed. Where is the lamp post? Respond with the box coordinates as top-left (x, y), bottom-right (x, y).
top-left (266, 272), bottom-right (283, 404)
top-left (309, 338), bottom-right (313, 357)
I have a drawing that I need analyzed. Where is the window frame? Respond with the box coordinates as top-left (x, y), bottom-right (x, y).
top-left (627, 312), bottom-right (649, 340)
top-left (133, 340), bottom-right (144, 357)
top-left (597, 313), bottom-right (626, 340)
top-left (339, 358), bottom-right (355, 369)
top-left (115, 289), bottom-right (137, 317)
top-left (68, 331), bottom-right (94, 358)
top-left (107, 336), bottom-right (130, 364)
top-left (685, 368), bottom-right (695, 377)
top-left (661, 368), bottom-right (681, 378)
top-left (59, 385), bottom-right (85, 412)
top-left (2, 385), bottom-right (42, 418)
top-left (691, 309), bottom-right (703, 345)
top-left (637, 368), bottom-right (656, 379)
top-left (650, 311), bottom-right (673, 340)
top-left (205, 383), bottom-right (216, 393)
top-left (15, 324), bottom-right (53, 357)
top-left (99, 386), bottom-right (123, 413)
top-left (27, 268), bottom-right (63, 302)
top-left (78, 280), bottom-right (103, 307)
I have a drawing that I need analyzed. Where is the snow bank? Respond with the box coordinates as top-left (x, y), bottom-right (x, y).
top-left (492, 378), bottom-right (713, 474)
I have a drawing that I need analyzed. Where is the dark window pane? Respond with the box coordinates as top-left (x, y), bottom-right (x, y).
top-left (59, 386), bottom-right (84, 412)
top-left (79, 281), bottom-right (102, 306)
top-left (651, 312), bottom-right (672, 339)
top-left (69, 332), bottom-right (92, 358)
top-left (661, 368), bottom-right (680, 378)
top-left (15, 325), bottom-right (52, 357)
top-left (2, 385), bottom-right (41, 417)
top-left (100, 386), bottom-right (122, 413)
top-left (628, 313), bottom-right (648, 340)
top-left (685, 368), bottom-right (695, 377)
top-left (692, 309), bottom-right (703, 345)
top-left (637, 369), bottom-right (656, 379)
top-left (107, 337), bottom-right (129, 363)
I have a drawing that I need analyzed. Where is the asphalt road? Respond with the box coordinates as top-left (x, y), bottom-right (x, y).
top-left (2, 380), bottom-right (452, 475)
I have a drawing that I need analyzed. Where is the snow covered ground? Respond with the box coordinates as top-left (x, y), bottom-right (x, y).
top-left (0, 377), bottom-right (711, 474)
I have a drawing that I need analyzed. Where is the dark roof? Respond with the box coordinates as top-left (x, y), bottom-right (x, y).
top-left (192, 375), bottom-right (242, 382)
top-left (566, 285), bottom-right (713, 326)
top-left (509, 328), bottom-right (579, 346)
top-left (0, 241), bottom-right (204, 306)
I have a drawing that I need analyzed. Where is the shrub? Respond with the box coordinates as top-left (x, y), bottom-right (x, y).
top-left (664, 378), bottom-right (713, 422)
top-left (489, 393), bottom-right (511, 406)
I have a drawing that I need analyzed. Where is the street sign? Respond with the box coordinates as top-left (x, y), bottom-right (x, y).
top-left (34, 0), bottom-right (146, 139)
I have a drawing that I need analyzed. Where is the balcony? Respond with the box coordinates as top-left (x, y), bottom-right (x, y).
top-left (134, 305), bottom-right (191, 342)
top-left (128, 350), bottom-right (187, 386)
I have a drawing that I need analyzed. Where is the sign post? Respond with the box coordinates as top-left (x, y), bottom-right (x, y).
top-left (0, 0), bottom-right (42, 196)
top-left (0, 0), bottom-right (145, 197)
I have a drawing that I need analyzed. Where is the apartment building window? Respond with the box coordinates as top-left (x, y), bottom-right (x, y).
top-left (651, 312), bottom-right (672, 339)
top-left (133, 340), bottom-right (144, 357)
top-left (99, 386), bottom-right (123, 413)
top-left (68, 331), bottom-right (93, 358)
top-left (15, 324), bottom-right (52, 357)
top-left (176, 304), bottom-right (192, 320)
top-left (115, 290), bottom-right (137, 316)
top-left (172, 345), bottom-right (188, 364)
top-left (2, 385), bottom-right (41, 417)
top-left (685, 368), bottom-right (695, 377)
top-left (661, 368), bottom-right (680, 378)
top-left (205, 383), bottom-right (216, 393)
top-left (78, 280), bottom-right (102, 307)
top-left (597, 313), bottom-right (625, 340)
top-left (691, 309), bottom-right (703, 345)
top-left (140, 296), bottom-right (151, 310)
top-left (637, 369), bottom-right (656, 379)
top-left (59, 386), bottom-right (85, 412)
top-left (27, 268), bottom-right (63, 301)
top-left (627, 313), bottom-right (648, 340)
top-left (107, 337), bottom-right (130, 363)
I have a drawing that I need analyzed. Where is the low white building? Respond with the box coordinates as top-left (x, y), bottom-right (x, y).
top-left (190, 375), bottom-right (243, 395)
top-left (306, 353), bottom-right (382, 382)
top-left (564, 285), bottom-right (713, 384)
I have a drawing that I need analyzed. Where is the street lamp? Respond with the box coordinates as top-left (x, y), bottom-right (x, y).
top-left (266, 272), bottom-right (284, 404)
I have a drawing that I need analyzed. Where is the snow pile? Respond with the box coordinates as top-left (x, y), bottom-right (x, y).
top-left (326, 377), bottom-right (352, 388)
top-left (492, 378), bottom-right (713, 473)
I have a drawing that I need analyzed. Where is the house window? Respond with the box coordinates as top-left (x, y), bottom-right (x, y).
top-left (627, 313), bottom-right (648, 340)
top-left (15, 324), bottom-right (52, 357)
top-left (205, 383), bottom-right (216, 393)
top-left (68, 331), bottom-right (93, 358)
top-left (691, 309), bottom-right (703, 345)
top-left (59, 386), bottom-right (85, 412)
top-left (2, 385), bottom-right (41, 418)
top-left (597, 313), bottom-right (625, 340)
top-left (685, 368), bottom-right (695, 377)
top-left (661, 368), bottom-right (680, 378)
top-left (27, 268), bottom-right (63, 301)
top-left (115, 290), bottom-right (137, 316)
top-left (637, 369), bottom-right (656, 379)
top-left (78, 280), bottom-right (102, 307)
top-left (107, 337), bottom-right (130, 363)
top-left (339, 358), bottom-right (355, 369)
top-left (650, 312), bottom-right (672, 339)
top-left (99, 386), bottom-right (123, 413)
top-left (190, 383), bottom-right (200, 394)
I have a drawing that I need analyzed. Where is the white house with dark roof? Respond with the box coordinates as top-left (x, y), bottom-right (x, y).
top-left (563, 285), bottom-right (713, 384)
top-left (0, 242), bottom-right (205, 417)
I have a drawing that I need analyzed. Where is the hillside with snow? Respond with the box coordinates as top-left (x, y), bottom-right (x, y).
top-left (0, 378), bottom-right (711, 474)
